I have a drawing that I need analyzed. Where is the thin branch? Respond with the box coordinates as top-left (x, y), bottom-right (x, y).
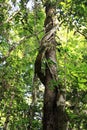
top-left (74, 25), bottom-right (87, 39)
top-left (6, 10), bottom-right (20, 23)
top-left (76, 30), bottom-right (87, 39)
top-left (0, 29), bottom-right (44, 63)
top-left (0, 10), bottom-right (20, 26)
top-left (0, 34), bottom-right (33, 62)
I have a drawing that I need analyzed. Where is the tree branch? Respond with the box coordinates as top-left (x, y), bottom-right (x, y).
top-left (0, 29), bottom-right (44, 63)
top-left (76, 30), bottom-right (87, 39)
top-left (0, 34), bottom-right (33, 63)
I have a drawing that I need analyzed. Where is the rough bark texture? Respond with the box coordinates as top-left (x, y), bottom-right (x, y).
top-left (35, 2), bottom-right (68, 130)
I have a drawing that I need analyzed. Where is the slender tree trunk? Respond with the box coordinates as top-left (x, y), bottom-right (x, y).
top-left (3, 92), bottom-right (15, 130)
top-left (35, 1), bottom-right (68, 130)
top-left (27, 76), bottom-right (38, 130)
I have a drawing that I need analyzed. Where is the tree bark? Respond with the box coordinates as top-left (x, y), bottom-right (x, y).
top-left (35, 1), bottom-right (68, 130)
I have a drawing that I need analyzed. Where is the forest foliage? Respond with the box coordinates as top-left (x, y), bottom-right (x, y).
top-left (0, 0), bottom-right (87, 130)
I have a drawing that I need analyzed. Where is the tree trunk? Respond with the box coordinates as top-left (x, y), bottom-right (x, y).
top-left (35, 1), bottom-right (68, 130)
top-left (3, 92), bottom-right (15, 130)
